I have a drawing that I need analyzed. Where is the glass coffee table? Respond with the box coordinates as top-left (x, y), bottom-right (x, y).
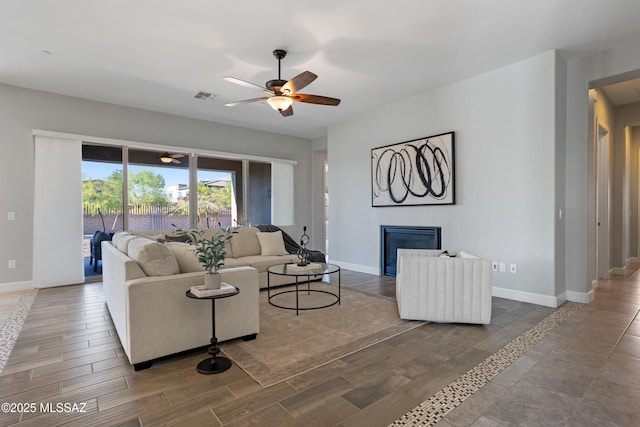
top-left (267, 263), bottom-right (341, 315)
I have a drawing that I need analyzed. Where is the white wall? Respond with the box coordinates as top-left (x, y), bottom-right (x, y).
top-left (328, 51), bottom-right (561, 306)
top-left (7, 33), bottom-right (640, 302)
top-left (554, 54), bottom-right (568, 299)
top-left (0, 83), bottom-right (312, 290)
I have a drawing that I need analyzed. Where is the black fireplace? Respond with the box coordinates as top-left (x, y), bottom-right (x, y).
top-left (380, 225), bottom-right (441, 277)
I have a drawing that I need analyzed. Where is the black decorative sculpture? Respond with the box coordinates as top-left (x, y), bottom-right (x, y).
top-left (297, 226), bottom-right (310, 266)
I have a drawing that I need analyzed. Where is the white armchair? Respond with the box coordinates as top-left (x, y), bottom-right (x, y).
top-left (395, 249), bottom-right (492, 324)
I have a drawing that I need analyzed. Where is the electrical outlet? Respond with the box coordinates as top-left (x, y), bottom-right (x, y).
top-left (8, 260), bottom-right (16, 269)
top-left (510, 263), bottom-right (517, 273)
top-left (492, 262), bottom-right (498, 271)
top-left (8, 212), bottom-right (15, 221)
top-left (499, 262), bottom-right (506, 273)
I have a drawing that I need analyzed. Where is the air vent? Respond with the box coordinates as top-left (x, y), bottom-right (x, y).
top-left (194, 91), bottom-right (214, 100)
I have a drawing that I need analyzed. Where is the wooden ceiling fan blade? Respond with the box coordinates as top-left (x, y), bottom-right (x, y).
top-left (223, 76), bottom-right (269, 92)
top-left (293, 93), bottom-right (341, 106)
top-left (279, 105), bottom-right (294, 117)
top-left (282, 71), bottom-right (317, 94)
top-left (225, 97), bottom-right (270, 107)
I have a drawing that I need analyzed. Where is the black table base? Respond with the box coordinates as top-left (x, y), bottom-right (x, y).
top-left (186, 287), bottom-right (239, 375)
top-left (196, 336), bottom-right (232, 374)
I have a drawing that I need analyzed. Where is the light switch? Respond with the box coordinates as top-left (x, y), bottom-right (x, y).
top-left (8, 212), bottom-right (15, 221)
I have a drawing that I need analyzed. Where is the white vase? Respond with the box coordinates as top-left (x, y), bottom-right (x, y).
top-left (204, 272), bottom-right (222, 290)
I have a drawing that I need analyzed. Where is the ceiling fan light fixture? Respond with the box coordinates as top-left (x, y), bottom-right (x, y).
top-left (267, 96), bottom-right (293, 111)
top-left (224, 49), bottom-right (340, 117)
top-left (160, 154), bottom-right (174, 163)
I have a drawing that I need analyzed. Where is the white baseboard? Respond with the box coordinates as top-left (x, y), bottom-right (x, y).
top-left (491, 286), bottom-right (565, 308)
top-left (592, 279), bottom-right (599, 290)
top-left (566, 289), bottom-right (594, 304)
top-left (0, 281), bottom-right (34, 293)
top-left (627, 257), bottom-right (640, 265)
top-left (610, 267), bottom-right (627, 276)
top-left (329, 263), bottom-right (595, 307)
top-left (327, 259), bottom-right (379, 276)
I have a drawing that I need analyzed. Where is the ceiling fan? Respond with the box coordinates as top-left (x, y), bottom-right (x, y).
top-left (158, 152), bottom-right (184, 164)
top-left (224, 49), bottom-right (340, 117)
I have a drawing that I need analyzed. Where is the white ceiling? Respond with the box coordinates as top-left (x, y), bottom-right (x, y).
top-left (601, 78), bottom-right (640, 106)
top-left (3, 0), bottom-right (640, 139)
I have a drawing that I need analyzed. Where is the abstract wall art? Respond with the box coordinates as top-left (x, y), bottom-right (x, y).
top-left (371, 131), bottom-right (455, 207)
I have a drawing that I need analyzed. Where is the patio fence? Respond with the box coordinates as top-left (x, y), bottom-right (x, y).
top-left (83, 203), bottom-right (232, 234)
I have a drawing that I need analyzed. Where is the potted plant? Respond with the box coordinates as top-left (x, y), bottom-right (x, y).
top-left (177, 227), bottom-right (237, 289)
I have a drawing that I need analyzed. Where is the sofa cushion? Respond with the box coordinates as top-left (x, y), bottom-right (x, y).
top-left (232, 254), bottom-right (299, 273)
top-left (201, 228), bottom-right (234, 258)
top-left (256, 231), bottom-right (289, 256)
top-left (230, 227), bottom-right (261, 258)
top-left (145, 233), bottom-right (166, 241)
top-left (221, 258), bottom-right (252, 269)
top-left (128, 237), bottom-right (180, 276)
top-left (165, 242), bottom-right (204, 273)
top-left (112, 231), bottom-right (130, 248)
top-left (116, 234), bottom-right (137, 255)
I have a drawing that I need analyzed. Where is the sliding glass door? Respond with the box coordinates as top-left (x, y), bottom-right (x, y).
top-left (196, 156), bottom-right (240, 228)
top-left (81, 145), bottom-right (278, 235)
top-left (126, 148), bottom-right (190, 231)
top-left (248, 161), bottom-right (272, 225)
top-left (39, 132), bottom-right (294, 287)
top-left (82, 144), bottom-right (124, 235)
top-left (82, 144), bottom-right (123, 278)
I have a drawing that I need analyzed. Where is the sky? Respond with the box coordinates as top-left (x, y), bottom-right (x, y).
top-left (82, 161), bottom-right (230, 186)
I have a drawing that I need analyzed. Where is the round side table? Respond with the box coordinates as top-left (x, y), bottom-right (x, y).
top-left (186, 286), bottom-right (239, 374)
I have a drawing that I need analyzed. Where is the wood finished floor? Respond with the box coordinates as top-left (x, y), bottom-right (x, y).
top-left (1, 269), bottom-right (639, 426)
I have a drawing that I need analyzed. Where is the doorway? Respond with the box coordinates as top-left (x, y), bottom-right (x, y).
top-left (82, 144), bottom-right (124, 280)
top-left (595, 122), bottom-right (611, 279)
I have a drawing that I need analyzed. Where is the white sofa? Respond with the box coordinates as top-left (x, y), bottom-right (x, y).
top-left (395, 249), bottom-right (492, 324)
top-left (133, 225), bottom-right (322, 289)
top-left (102, 235), bottom-right (260, 370)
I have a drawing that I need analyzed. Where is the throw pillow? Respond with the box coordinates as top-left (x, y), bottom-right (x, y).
top-left (128, 237), bottom-right (180, 276)
top-left (230, 227), bottom-right (262, 258)
top-left (456, 250), bottom-right (479, 259)
top-left (256, 231), bottom-right (288, 256)
top-left (164, 234), bottom-right (191, 243)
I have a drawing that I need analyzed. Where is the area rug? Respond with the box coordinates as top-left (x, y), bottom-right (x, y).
top-left (220, 283), bottom-right (423, 387)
